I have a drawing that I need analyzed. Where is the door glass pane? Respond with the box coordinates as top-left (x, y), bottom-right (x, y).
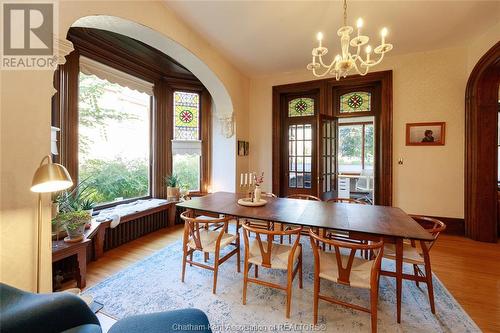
top-left (338, 124), bottom-right (363, 173)
top-left (304, 157), bottom-right (312, 172)
top-left (297, 156), bottom-right (304, 172)
top-left (364, 124), bottom-right (374, 170)
top-left (289, 172), bottom-right (296, 187)
top-left (304, 173), bottom-right (311, 189)
top-left (288, 98), bottom-right (314, 117)
top-left (297, 141), bottom-right (304, 156)
top-left (296, 125), bottom-right (304, 140)
top-left (340, 91), bottom-right (371, 113)
top-left (304, 124), bottom-right (312, 140)
top-left (304, 141), bottom-right (312, 155)
top-left (289, 157), bottom-right (296, 171)
top-left (297, 173), bottom-right (304, 188)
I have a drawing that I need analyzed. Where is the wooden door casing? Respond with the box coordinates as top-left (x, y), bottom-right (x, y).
top-left (280, 93), bottom-right (318, 197)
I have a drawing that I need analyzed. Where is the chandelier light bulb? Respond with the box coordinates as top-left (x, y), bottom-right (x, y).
top-left (381, 27), bottom-right (388, 45)
top-left (365, 45), bottom-right (372, 54)
top-left (316, 32), bottom-right (324, 41)
top-left (356, 18), bottom-right (363, 29)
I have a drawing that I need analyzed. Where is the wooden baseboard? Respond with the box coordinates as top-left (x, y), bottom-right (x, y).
top-left (423, 215), bottom-right (465, 236)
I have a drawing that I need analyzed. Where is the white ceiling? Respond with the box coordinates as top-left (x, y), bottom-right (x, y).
top-left (165, 1), bottom-right (500, 76)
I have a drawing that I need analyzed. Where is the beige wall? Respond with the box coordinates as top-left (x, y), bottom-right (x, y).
top-left (0, 1), bottom-right (249, 292)
top-left (249, 45), bottom-right (472, 218)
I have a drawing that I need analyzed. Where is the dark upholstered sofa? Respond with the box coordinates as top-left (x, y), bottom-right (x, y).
top-left (0, 283), bottom-right (212, 333)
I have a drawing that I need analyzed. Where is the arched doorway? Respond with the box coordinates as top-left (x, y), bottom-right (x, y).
top-left (465, 41), bottom-right (500, 243)
top-left (65, 15), bottom-right (237, 192)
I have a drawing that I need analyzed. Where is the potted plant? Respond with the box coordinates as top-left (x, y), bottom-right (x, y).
top-left (55, 211), bottom-right (90, 242)
top-left (164, 174), bottom-right (181, 201)
top-left (55, 179), bottom-right (95, 228)
top-left (80, 198), bottom-right (95, 229)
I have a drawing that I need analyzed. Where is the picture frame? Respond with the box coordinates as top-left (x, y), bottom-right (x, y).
top-left (406, 122), bottom-right (446, 146)
top-left (238, 140), bottom-right (249, 156)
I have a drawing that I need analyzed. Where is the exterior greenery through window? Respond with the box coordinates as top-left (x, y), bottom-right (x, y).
top-left (78, 72), bottom-right (151, 205)
top-left (338, 122), bottom-right (374, 173)
top-left (173, 91), bottom-right (201, 191)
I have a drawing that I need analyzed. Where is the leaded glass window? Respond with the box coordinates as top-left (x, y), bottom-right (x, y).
top-left (288, 97), bottom-right (314, 117)
top-left (340, 92), bottom-right (371, 113)
top-left (174, 91), bottom-right (199, 140)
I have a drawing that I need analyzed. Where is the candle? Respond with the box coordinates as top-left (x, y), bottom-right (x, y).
top-left (244, 173), bottom-right (248, 186)
top-left (356, 18), bottom-right (363, 37)
top-left (381, 27), bottom-right (388, 45)
top-left (366, 45), bottom-right (372, 61)
top-left (240, 173), bottom-right (243, 186)
top-left (316, 32), bottom-right (323, 48)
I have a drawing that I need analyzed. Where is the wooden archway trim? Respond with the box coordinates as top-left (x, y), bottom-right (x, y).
top-left (465, 41), bottom-right (500, 243)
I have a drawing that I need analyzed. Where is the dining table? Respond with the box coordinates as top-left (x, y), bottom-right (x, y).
top-left (176, 191), bottom-right (434, 323)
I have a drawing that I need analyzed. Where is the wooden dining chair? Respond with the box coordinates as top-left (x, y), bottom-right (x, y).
top-left (241, 222), bottom-right (303, 318)
top-left (180, 211), bottom-right (240, 294)
top-left (280, 194), bottom-right (322, 244)
top-left (309, 229), bottom-right (384, 333)
top-left (245, 193), bottom-right (278, 235)
top-left (382, 215), bottom-right (446, 314)
top-left (324, 198), bottom-right (369, 256)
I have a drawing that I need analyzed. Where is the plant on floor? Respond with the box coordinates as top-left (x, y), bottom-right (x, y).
top-left (164, 174), bottom-right (181, 201)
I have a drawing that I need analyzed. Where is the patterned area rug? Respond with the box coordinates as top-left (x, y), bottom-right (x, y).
top-left (84, 236), bottom-right (479, 332)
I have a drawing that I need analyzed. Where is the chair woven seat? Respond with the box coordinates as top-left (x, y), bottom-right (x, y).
top-left (319, 251), bottom-right (373, 289)
top-left (187, 230), bottom-right (237, 253)
top-left (248, 240), bottom-right (300, 270)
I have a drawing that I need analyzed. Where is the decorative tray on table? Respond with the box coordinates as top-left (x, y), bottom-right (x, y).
top-left (237, 198), bottom-right (267, 207)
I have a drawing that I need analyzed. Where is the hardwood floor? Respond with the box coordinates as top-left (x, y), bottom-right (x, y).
top-left (79, 226), bottom-right (500, 333)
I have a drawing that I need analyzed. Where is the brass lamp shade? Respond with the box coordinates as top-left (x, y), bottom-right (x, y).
top-left (30, 156), bottom-right (73, 193)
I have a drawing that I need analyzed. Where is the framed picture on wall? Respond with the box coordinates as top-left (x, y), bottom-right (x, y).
top-left (238, 140), bottom-right (249, 156)
top-left (406, 122), bottom-right (446, 146)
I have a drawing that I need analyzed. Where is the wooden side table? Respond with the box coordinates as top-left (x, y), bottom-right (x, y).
top-left (52, 238), bottom-right (91, 289)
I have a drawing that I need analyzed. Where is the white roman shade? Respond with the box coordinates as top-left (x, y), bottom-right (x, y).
top-left (80, 56), bottom-right (154, 95)
top-left (171, 140), bottom-right (202, 156)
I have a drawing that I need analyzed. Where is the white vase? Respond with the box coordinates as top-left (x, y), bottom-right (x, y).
top-left (254, 186), bottom-right (262, 203)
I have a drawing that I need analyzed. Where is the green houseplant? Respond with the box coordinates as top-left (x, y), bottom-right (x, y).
top-left (55, 211), bottom-right (90, 241)
top-left (55, 179), bottom-right (95, 228)
top-left (164, 174), bottom-right (181, 201)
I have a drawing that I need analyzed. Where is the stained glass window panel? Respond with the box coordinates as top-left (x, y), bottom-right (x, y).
top-left (174, 91), bottom-right (199, 140)
top-left (288, 98), bottom-right (314, 117)
top-left (340, 92), bottom-right (371, 113)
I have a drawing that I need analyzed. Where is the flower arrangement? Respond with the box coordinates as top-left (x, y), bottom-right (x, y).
top-left (253, 172), bottom-right (264, 187)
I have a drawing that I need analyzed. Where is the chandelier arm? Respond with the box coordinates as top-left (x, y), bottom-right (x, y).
top-left (312, 65), bottom-right (334, 78)
top-left (351, 60), bottom-right (370, 76)
top-left (318, 54), bottom-right (337, 71)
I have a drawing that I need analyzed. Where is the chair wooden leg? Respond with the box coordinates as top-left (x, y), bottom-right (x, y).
top-left (286, 271), bottom-right (293, 318)
top-left (424, 260), bottom-right (436, 314)
top-left (204, 252), bottom-right (209, 263)
top-left (298, 248), bottom-right (303, 289)
top-left (313, 275), bottom-right (319, 325)
top-left (181, 251), bottom-right (187, 282)
top-left (254, 264), bottom-right (259, 278)
top-left (413, 264), bottom-right (420, 287)
top-left (189, 252), bottom-right (193, 267)
top-left (370, 282), bottom-right (379, 333)
top-left (242, 263), bottom-right (249, 305)
top-left (213, 254), bottom-right (220, 294)
top-left (236, 238), bottom-right (241, 273)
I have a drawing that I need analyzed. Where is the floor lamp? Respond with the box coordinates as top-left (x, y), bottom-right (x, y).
top-left (30, 155), bottom-right (73, 293)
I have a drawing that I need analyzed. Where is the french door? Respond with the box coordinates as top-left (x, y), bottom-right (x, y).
top-left (281, 94), bottom-right (317, 197)
top-left (319, 116), bottom-right (337, 200)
